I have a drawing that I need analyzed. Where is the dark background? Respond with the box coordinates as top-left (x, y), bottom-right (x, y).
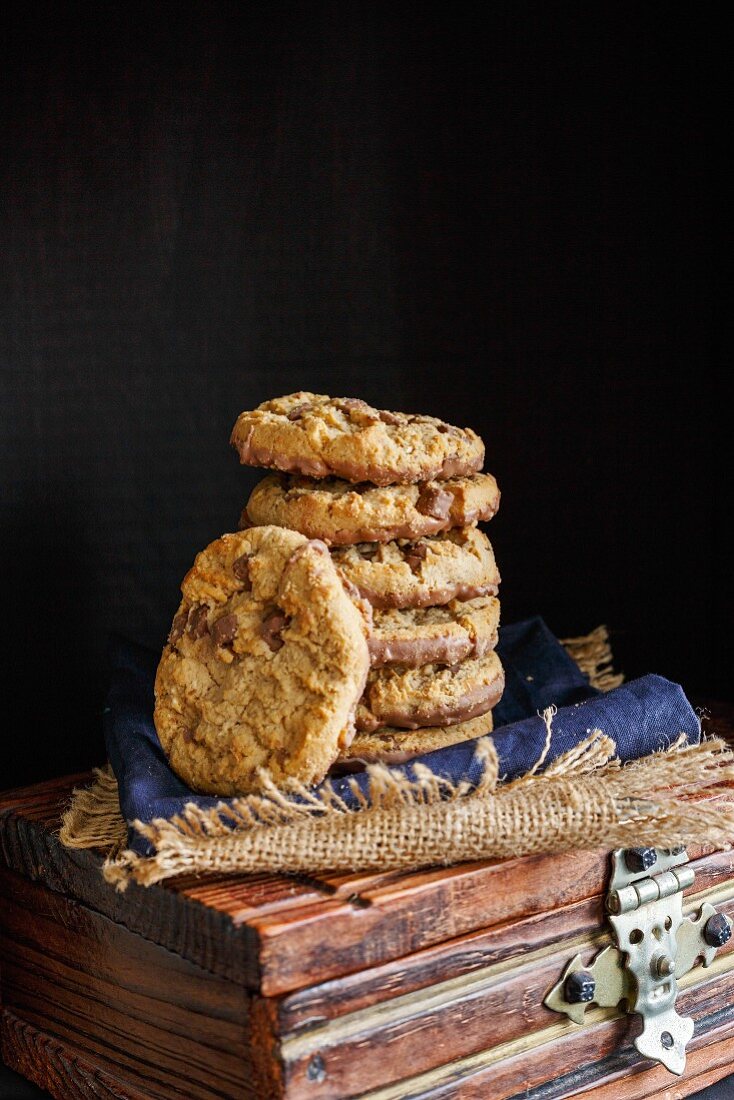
top-left (0, 4), bottom-right (724, 789)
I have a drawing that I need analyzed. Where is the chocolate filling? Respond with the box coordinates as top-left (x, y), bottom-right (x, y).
top-left (368, 634), bottom-right (474, 669)
top-left (356, 675), bottom-right (503, 732)
top-left (354, 582), bottom-right (499, 610)
top-left (232, 437), bottom-right (483, 487)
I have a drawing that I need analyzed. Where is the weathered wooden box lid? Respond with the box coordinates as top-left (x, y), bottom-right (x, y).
top-left (2, 752), bottom-right (734, 1099)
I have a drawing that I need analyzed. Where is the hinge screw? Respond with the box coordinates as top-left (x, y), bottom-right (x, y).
top-left (654, 954), bottom-right (675, 978)
top-left (625, 847), bottom-right (657, 873)
top-left (703, 913), bottom-right (732, 948)
top-left (307, 1054), bottom-right (326, 1082)
top-left (565, 969), bottom-right (596, 1004)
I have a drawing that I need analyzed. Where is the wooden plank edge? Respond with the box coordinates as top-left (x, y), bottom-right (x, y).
top-left (355, 999), bottom-right (734, 1100)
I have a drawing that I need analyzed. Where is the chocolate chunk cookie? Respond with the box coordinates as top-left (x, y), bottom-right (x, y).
top-left (356, 650), bottom-right (504, 732)
top-left (154, 526), bottom-right (370, 795)
top-left (369, 596), bottom-right (500, 667)
top-left (243, 472), bottom-right (500, 546)
top-left (334, 712), bottom-right (495, 770)
top-left (331, 528), bottom-right (500, 609)
top-left (230, 392), bottom-right (485, 485)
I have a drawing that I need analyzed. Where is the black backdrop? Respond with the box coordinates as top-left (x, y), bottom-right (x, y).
top-left (0, 4), bottom-right (724, 788)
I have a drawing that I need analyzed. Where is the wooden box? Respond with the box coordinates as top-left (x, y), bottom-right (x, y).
top-left (2, 732), bottom-right (734, 1100)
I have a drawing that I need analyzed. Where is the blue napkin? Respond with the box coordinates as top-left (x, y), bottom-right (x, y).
top-left (105, 618), bottom-right (700, 855)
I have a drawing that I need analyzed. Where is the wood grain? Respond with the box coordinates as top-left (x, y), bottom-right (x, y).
top-left (1, 1008), bottom-right (152, 1100)
top-left (560, 1027), bottom-right (734, 1100)
top-left (0, 868), bottom-right (263, 1099)
top-left (354, 1000), bottom-right (734, 1100)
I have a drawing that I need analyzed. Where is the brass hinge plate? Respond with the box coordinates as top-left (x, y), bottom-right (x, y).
top-left (544, 847), bottom-right (732, 1075)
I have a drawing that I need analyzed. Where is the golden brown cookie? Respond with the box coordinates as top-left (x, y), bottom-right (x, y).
top-left (356, 650), bottom-right (504, 732)
top-left (333, 712), bottom-right (495, 770)
top-left (331, 528), bottom-right (500, 609)
top-left (369, 596), bottom-right (500, 667)
top-left (154, 526), bottom-right (370, 795)
top-left (243, 472), bottom-right (500, 546)
top-left (230, 392), bottom-right (485, 485)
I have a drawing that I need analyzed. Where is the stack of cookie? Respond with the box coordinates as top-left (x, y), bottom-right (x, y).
top-left (231, 393), bottom-right (504, 771)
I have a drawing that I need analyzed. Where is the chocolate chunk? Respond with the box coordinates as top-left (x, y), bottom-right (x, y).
top-left (232, 553), bottom-right (252, 588)
top-left (286, 402), bottom-right (313, 421)
top-left (260, 608), bottom-right (290, 652)
top-left (404, 542), bottom-right (428, 572)
top-left (211, 613), bottom-right (238, 647)
top-left (168, 612), bottom-right (188, 644)
top-left (337, 397), bottom-right (370, 412)
top-left (188, 604), bottom-right (210, 638)
top-left (437, 422), bottom-right (461, 436)
top-left (335, 398), bottom-right (375, 421)
top-left (378, 410), bottom-right (402, 425)
top-left (416, 486), bottom-right (453, 519)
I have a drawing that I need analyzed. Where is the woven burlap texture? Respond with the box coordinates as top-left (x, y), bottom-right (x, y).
top-left (58, 626), bottom-right (734, 891)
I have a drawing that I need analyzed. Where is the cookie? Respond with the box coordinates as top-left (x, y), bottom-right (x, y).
top-left (230, 392), bottom-right (485, 486)
top-left (331, 528), bottom-right (500, 609)
top-left (333, 713), bottom-right (494, 771)
top-left (369, 596), bottom-right (500, 667)
top-left (356, 650), bottom-right (504, 732)
top-left (243, 472), bottom-right (501, 546)
top-left (154, 526), bottom-right (370, 795)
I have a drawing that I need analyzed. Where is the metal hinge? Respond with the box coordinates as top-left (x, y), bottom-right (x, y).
top-left (544, 847), bottom-right (732, 1075)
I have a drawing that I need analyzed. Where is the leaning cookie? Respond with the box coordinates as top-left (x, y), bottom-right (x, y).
top-left (332, 712), bottom-right (495, 772)
top-left (154, 526), bottom-right (369, 795)
top-left (369, 596), bottom-right (500, 667)
top-left (331, 528), bottom-right (500, 609)
top-left (356, 650), bottom-right (505, 732)
top-left (230, 392), bottom-right (484, 485)
top-left (243, 472), bottom-right (500, 546)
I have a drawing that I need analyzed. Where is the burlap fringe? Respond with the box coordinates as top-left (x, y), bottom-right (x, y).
top-left (100, 733), bottom-right (734, 890)
top-left (560, 624), bottom-right (624, 691)
top-left (59, 764), bottom-right (128, 854)
top-left (59, 625), bottom-right (729, 892)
